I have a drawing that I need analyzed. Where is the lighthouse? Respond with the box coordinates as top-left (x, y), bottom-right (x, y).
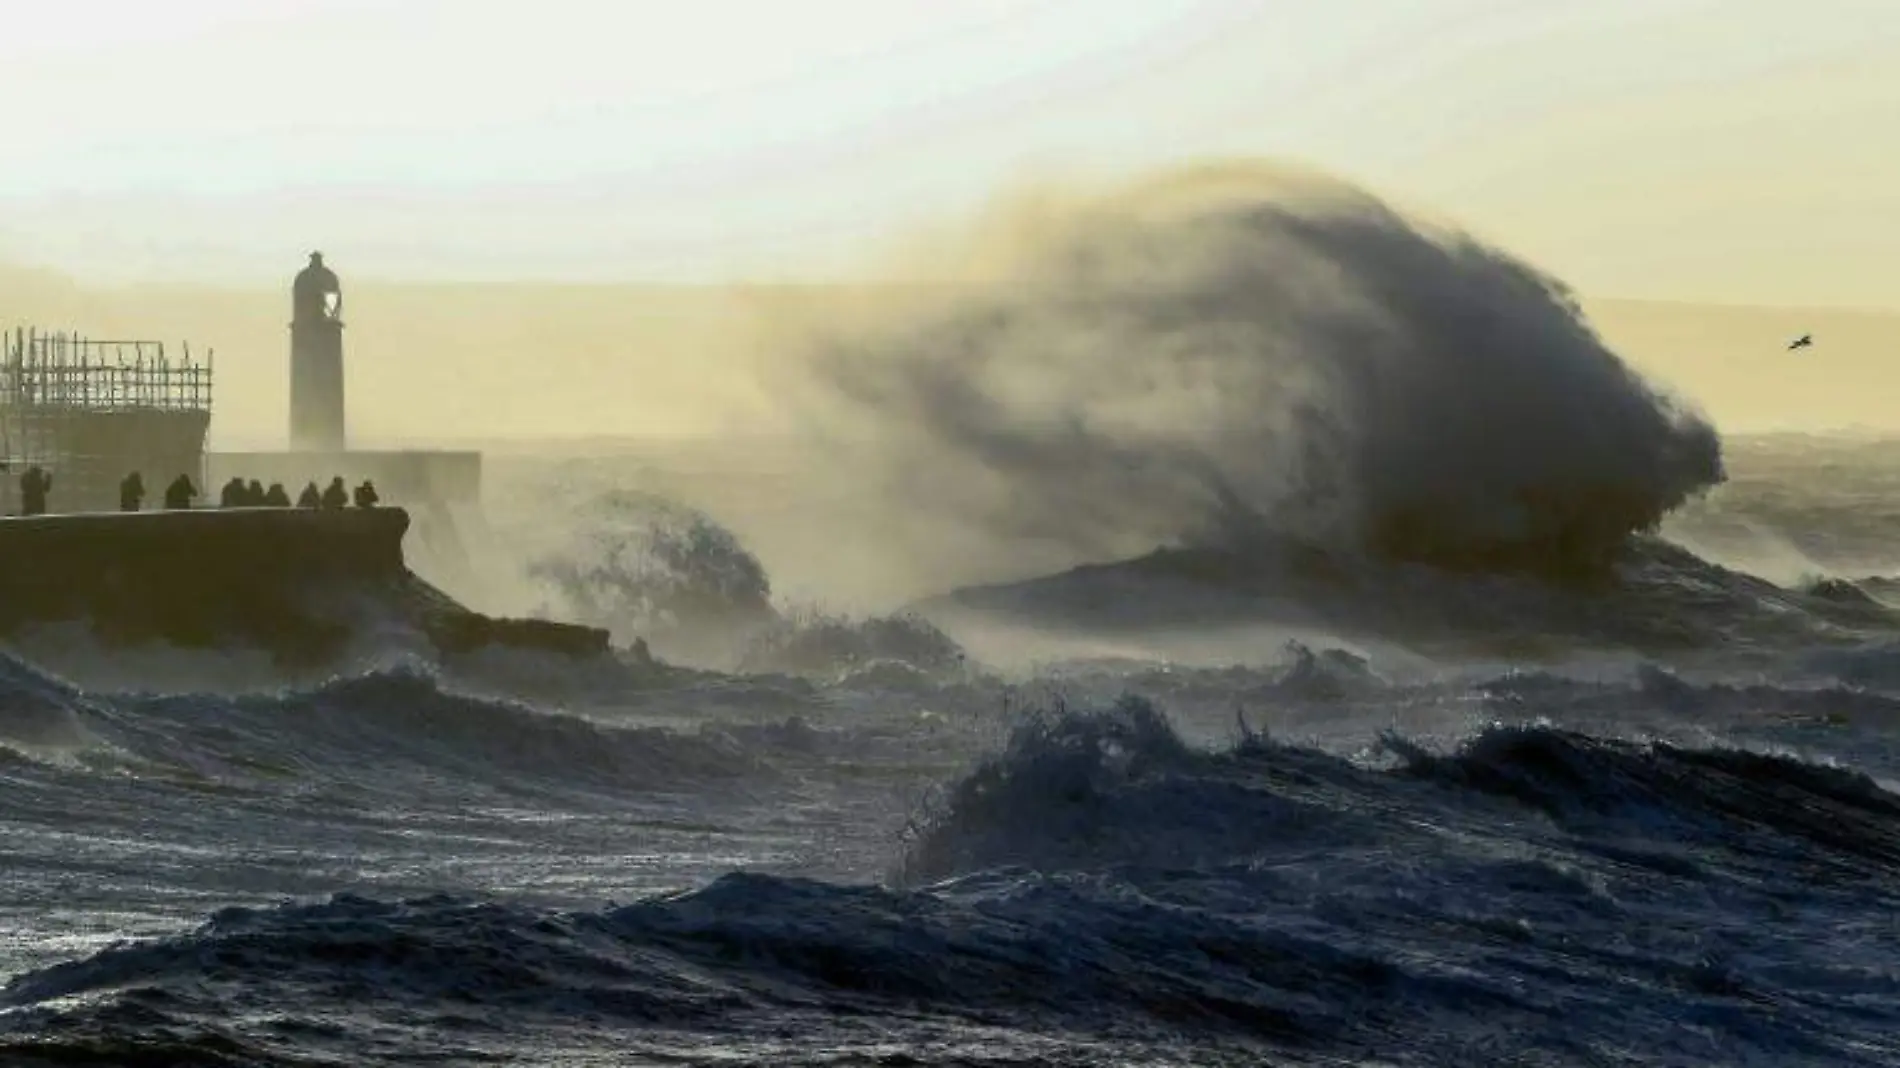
top-left (289, 251), bottom-right (345, 452)
top-left (212, 248), bottom-right (486, 600)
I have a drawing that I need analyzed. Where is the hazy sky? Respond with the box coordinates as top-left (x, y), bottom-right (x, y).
top-left (5, 0), bottom-right (1898, 306)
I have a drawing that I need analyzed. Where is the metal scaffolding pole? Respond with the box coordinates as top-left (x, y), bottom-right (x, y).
top-left (0, 326), bottom-right (216, 514)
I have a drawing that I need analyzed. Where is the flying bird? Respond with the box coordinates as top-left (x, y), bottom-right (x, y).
top-left (1788, 334), bottom-right (1813, 351)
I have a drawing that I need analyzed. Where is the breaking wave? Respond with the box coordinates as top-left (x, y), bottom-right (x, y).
top-left (526, 489), bottom-right (778, 659)
top-left (736, 606), bottom-right (968, 680)
top-left (521, 489), bottom-right (978, 682)
top-left (8, 692), bottom-right (1900, 1065)
top-left (778, 161), bottom-right (1724, 580)
top-left (0, 651), bottom-right (793, 801)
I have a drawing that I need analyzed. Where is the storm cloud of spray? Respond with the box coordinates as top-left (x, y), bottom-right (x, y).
top-left (771, 162), bottom-right (1725, 578)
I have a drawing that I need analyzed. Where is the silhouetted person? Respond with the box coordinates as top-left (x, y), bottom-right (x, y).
top-left (246, 479), bottom-right (266, 505)
top-left (297, 481), bottom-right (322, 508)
top-left (219, 477), bottom-right (245, 508)
top-left (264, 482), bottom-right (291, 507)
top-left (19, 466), bottom-right (51, 517)
top-left (164, 474), bottom-right (196, 510)
top-left (119, 472), bottom-right (144, 512)
top-left (353, 479), bottom-right (380, 509)
top-left (320, 476), bottom-right (349, 510)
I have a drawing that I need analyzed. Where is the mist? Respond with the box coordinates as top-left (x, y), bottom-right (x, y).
top-left (0, 262), bottom-right (760, 448)
top-left (2, 161), bottom-right (1749, 610)
top-left (756, 161), bottom-right (1726, 582)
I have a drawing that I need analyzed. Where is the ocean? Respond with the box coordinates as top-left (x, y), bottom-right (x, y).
top-left (1, 433), bottom-right (1899, 1067)
top-left (5, 165), bottom-right (1899, 1065)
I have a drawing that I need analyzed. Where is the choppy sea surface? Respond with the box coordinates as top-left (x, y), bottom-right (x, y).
top-left (6, 436), bottom-right (1900, 1067)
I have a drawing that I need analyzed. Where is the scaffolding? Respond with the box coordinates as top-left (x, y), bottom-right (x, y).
top-left (0, 327), bottom-right (214, 515)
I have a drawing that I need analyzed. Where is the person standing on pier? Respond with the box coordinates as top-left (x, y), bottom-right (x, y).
top-left (164, 474), bottom-right (197, 510)
top-left (119, 472), bottom-right (144, 512)
top-left (19, 466), bottom-right (51, 517)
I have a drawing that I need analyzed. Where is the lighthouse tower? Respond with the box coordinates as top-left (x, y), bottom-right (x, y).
top-left (289, 251), bottom-right (345, 452)
top-left (212, 248), bottom-right (488, 600)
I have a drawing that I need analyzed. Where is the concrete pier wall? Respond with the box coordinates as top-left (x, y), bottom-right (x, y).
top-left (0, 506), bottom-right (602, 665)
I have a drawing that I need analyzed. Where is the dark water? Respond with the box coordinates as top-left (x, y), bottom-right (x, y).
top-left (5, 439), bottom-right (1900, 1066)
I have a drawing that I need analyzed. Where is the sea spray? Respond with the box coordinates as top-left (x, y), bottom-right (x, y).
top-left (770, 161), bottom-right (1724, 578)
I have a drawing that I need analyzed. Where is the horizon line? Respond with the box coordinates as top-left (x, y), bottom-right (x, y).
top-left (7, 270), bottom-right (1900, 318)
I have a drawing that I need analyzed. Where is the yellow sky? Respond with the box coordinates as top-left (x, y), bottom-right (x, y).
top-left (3, 0), bottom-right (1897, 307)
top-left (3, 0), bottom-right (1899, 443)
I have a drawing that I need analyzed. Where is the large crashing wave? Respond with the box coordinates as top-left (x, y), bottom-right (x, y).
top-left (782, 162), bottom-right (1724, 576)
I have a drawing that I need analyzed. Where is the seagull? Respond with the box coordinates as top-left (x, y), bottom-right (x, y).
top-left (1788, 334), bottom-right (1813, 351)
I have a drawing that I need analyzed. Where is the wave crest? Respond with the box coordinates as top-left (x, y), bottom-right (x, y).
top-left (785, 161), bottom-right (1724, 579)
